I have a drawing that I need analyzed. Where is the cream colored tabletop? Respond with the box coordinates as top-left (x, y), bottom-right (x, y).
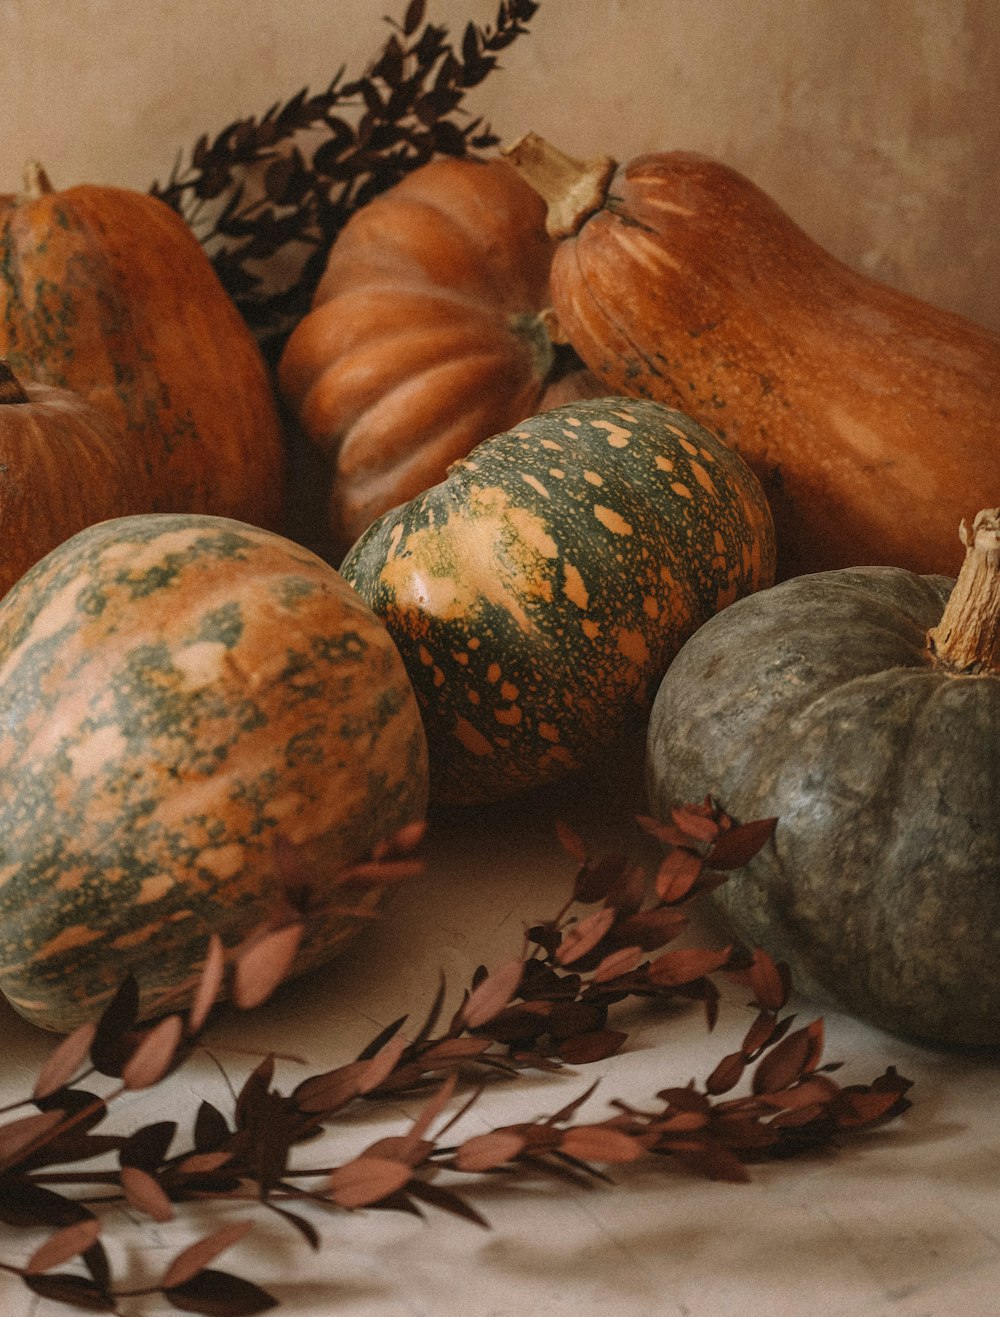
top-left (0, 754), bottom-right (997, 1317)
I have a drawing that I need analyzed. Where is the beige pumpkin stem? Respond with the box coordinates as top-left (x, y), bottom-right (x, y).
top-left (0, 360), bottom-right (30, 405)
top-left (927, 508), bottom-right (1000, 673)
top-left (502, 132), bottom-right (617, 239)
top-left (20, 160), bottom-right (55, 199)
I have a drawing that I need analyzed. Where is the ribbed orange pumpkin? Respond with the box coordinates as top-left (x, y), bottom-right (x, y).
top-left (278, 156), bottom-right (599, 556)
top-left (0, 163), bottom-right (285, 529)
top-left (505, 134), bottom-right (1000, 581)
top-left (0, 361), bottom-right (153, 597)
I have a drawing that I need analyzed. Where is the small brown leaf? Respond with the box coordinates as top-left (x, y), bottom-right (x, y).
top-left (120, 1166), bottom-right (174, 1223)
top-left (555, 907), bottom-right (615, 965)
top-left (23, 1272), bottom-right (114, 1311)
top-left (555, 818), bottom-right (588, 865)
top-left (188, 933), bottom-right (226, 1035)
top-left (233, 923), bottom-right (303, 1010)
top-left (455, 1129), bottom-right (527, 1172)
top-left (670, 804), bottom-right (721, 844)
top-left (706, 816), bottom-right (777, 870)
top-left (25, 1218), bottom-right (102, 1275)
top-left (591, 945), bottom-right (645, 983)
top-left (705, 1050), bottom-right (746, 1096)
top-left (739, 948), bottom-right (791, 1012)
top-left (161, 1219), bottom-right (255, 1290)
top-left (752, 1027), bottom-right (813, 1095)
top-left (648, 945), bottom-right (732, 987)
top-left (327, 1156), bottom-right (412, 1208)
top-left (557, 1029), bottom-right (628, 1065)
top-left (560, 1125), bottom-right (643, 1165)
top-left (177, 1150), bottom-right (234, 1176)
top-left (654, 848), bottom-right (704, 903)
top-left (122, 1015), bottom-right (184, 1090)
top-left (459, 959), bottom-right (523, 1029)
top-left (33, 1021), bottom-right (98, 1101)
top-left (611, 907), bottom-right (688, 951)
top-left (163, 1268), bottom-right (278, 1315)
top-left (0, 1109), bottom-right (65, 1166)
top-left (760, 1074), bottom-right (840, 1112)
top-left (573, 853), bottom-right (630, 905)
top-left (356, 1030), bottom-right (409, 1094)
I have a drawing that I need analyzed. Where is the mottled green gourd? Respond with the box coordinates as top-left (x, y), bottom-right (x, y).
top-left (0, 513), bottom-right (429, 1032)
top-left (341, 397), bottom-right (775, 805)
top-left (645, 508), bottom-right (1000, 1048)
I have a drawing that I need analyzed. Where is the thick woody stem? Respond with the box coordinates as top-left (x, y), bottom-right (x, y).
top-left (0, 360), bottom-right (30, 406)
top-left (927, 508), bottom-right (1000, 674)
top-left (502, 132), bottom-right (617, 239)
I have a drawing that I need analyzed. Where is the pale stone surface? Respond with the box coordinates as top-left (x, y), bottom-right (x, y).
top-left (2, 0), bottom-right (998, 330)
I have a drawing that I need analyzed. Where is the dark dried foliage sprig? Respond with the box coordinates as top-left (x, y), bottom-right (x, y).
top-left (0, 803), bottom-right (912, 1315)
top-left (150, 0), bottom-right (540, 361)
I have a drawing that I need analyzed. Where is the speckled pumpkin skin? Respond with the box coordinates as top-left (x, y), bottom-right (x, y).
top-left (645, 567), bottom-right (1000, 1048)
top-left (341, 397), bottom-right (775, 806)
top-left (0, 514), bottom-right (429, 1031)
top-left (0, 176), bottom-right (286, 529)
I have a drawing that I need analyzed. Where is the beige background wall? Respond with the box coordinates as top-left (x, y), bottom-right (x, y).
top-left (3, 0), bottom-right (998, 332)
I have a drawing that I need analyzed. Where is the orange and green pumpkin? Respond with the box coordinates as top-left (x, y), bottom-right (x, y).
top-left (0, 163), bottom-right (286, 529)
top-left (0, 513), bottom-right (429, 1031)
top-left (341, 397), bottom-right (775, 805)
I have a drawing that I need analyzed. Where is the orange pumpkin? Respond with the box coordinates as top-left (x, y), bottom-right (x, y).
top-left (0, 162), bottom-right (285, 529)
top-left (0, 360), bottom-right (153, 597)
top-left (278, 156), bottom-right (599, 556)
top-left (505, 134), bottom-right (1000, 580)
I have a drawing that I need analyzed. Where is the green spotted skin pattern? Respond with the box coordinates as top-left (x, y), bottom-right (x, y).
top-left (0, 513), bottom-right (429, 1031)
top-left (341, 397), bottom-right (775, 805)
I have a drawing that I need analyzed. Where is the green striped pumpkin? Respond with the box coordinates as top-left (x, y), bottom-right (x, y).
top-left (341, 397), bottom-right (775, 805)
top-left (0, 513), bottom-right (429, 1031)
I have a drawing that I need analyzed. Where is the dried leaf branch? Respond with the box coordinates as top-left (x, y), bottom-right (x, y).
top-left (151, 0), bottom-right (541, 361)
top-left (0, 803), bottom-right (912, 1315)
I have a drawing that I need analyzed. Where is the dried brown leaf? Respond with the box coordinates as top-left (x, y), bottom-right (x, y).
top-left (327, 1156), bottom-right (412, 1208)
top-left (670, 804), bottom-right (721, 844)
top-left (737, 948), bottom-right (791, 1013)
top-left (455, 1129), bottom-right (527, 1172)
top-left (591, 945), bottom-right (645, 983)
top-left (560, 1125), bottom-right (644, 1165)
top-left (611, 907), bottom-right (688, 951)
top-left (654, 848), bottom-right (704, 903)
top-left (557, 1029), bottom-right (628, 1065)
top-left (0, 1109), bottom-right (65, 1166)
top-left (573, 853), bottom-right (630, 905)
top-left (356, 1030), bottom-right (409, 1094)
top-left (177, 1150), bottom-right (235, 1176)
top-left (705, 1050), bottom-right (746, 1096)
top-left (752, 1026), bottom-right (814, 1095)
top-left (233, 923), bottom-right (304, 1010)
top-left (161, 1219), bottom-right (256, 1290)
top-left (706, 816), bottom-right (777, 870)
top-left (555, 907), bottom-right (615, 965)
top-left (459, 959), bottom-right (523, 1029)
top-left (163, 1268), bottom-right (278, 1315)
top-left (32, 1022), bottom-right (98, 1101)
top-left (647, 945), bottom-right (733, 987)
top-left (189, 933), bottom-right (226, 1035)
top-left (554, 818), bottom-right (588, 865)
top-left (120, 1165), bottom-right (174, 1223)
top-left (122, 1015), bottom-right (184, 1091)
top-left (24, 1218), bottom-right (102, 1275)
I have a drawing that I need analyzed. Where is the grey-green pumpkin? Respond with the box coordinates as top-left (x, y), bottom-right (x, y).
top-left (645, 509), bottom-right (1000, 1048)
